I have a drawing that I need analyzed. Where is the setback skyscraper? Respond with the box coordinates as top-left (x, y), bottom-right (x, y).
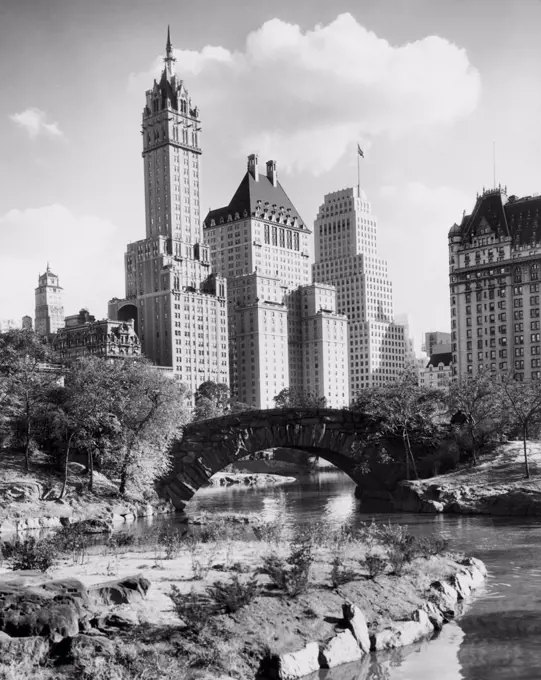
top-left (313, 187), bottom-right (406, 397)
top-left (109, 29), bottom-right (229, 391)
top-left (35, 265), bottom-right (64, 338)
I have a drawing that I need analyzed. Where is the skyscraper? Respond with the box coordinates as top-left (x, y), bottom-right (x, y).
top-left (203, 156), bottom-right (349, 408)
top-left (449, 186), bottom-right (541, 381)
top-left (109, 29), bottom-right (229, 392)
top-left (35, 265), bottom-right (64, 337)
top-left (313, 187), bottom-right (406, 397)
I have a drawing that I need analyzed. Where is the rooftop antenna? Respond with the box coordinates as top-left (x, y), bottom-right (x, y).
top-left (493, 140), bottom-right (496, 190)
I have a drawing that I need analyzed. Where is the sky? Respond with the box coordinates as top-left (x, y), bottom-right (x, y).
top-left (1, 0), bottom-right (541, 351)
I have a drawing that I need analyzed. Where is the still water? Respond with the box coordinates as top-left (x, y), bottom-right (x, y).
top-left (180, 471), bottom-right (541, 680)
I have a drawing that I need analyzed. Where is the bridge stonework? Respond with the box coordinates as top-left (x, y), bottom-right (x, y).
top-left (160, 408), bottom-right (373, 510)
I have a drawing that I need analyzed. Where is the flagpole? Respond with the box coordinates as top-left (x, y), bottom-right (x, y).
top-left (493, 140), bottom-right (496, 189)
top-left (357, 148), bottom-right (360, 197)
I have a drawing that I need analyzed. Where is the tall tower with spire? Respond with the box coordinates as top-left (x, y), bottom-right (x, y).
top-left (35, 264), bottom-right (64, 337)
top-left (109, 29), bottom-right (229, 391)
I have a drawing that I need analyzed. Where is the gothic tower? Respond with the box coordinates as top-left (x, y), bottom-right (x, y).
top-left (109, 29), bottom-right (229, 391)
top-left (35, 264), bottom-right (64, 337)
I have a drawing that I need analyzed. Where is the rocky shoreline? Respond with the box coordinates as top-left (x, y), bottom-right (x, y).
top-left (208, 472), bottom-right (297, 487)
top-left (265, 556), bottom-right (486, 678)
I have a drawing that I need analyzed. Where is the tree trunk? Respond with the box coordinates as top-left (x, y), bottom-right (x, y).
top-left (119, 451), bottom-right (130, 495)
top-left (24, 414), bottom-right (31, 472)
top-left (402, 431), bottom-right (410, 480)
top-left (523, 423), bottom-right (530, 479)
top-left (88, 448), bottom-right (94, 493)
top-left (59, 432), bottom-right (74, 500)
top-left (405, 430), bottom-right (419, 480)
top-left (470, 426), bottom-right (478, 466)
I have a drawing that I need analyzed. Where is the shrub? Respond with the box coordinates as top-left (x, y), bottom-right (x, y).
top-left (6, 536), bottom-right (57, 572)
top-left (157, 525), bottom-right (185, 559)
top-left (415, 535), bottom-right (449, 557)
top-left (364, 552), bottom-right (387, 579)
top-left (168, 586), bottom-right (214, 636)
top-left (260, 536), bottom-right (313, 597)
top-left (330, 555), bottom-right (357, 588)
top-left (252, 518), bottom-right (284, 545)
top-left (53, 523), bottom-right (91, 564)
top-left (207, 573), bottom-right (260, 613)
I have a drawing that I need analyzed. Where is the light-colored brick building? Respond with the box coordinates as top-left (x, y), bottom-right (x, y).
top-left (108, 29), bottom-right (229, 393)
top-left (449, 186), bottom-right (541, 381)
top-left (313, 187), bottom-right (406, 398)
top-left (203, 156), bottom-right (349, 408)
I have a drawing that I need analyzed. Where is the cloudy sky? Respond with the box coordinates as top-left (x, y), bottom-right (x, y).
top-left (1, 0), bottom-right (541, 350)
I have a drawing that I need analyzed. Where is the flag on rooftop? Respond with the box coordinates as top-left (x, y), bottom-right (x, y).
top-left (357, 144), bottom-right (364, 158)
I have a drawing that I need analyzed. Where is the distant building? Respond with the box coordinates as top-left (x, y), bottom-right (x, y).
top-left (22, 316), bottom-right (32, 330)
top-left (419, 351), bottom-right (452, 390)
top-left (35, 265), bottom-right (64, 337)
top-left (423, 331), bottom-right (452, 357)
top-left (53, 310), bottom-right (141, 361)
top-left (108, 29), bottom-right (229, 393)
top-left (203, 156), bottom-right (349, 408)
top-left (313, 187), bottom-right (406, 397)
top-left (449, 186), bottom-right (541, 380)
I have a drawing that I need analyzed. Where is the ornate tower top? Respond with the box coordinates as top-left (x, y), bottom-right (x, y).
top-left (164, 25), bottom-right (176, 75)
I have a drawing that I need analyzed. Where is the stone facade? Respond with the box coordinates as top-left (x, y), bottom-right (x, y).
top-left (53, 316), bottom-right (141, 360)
top-left (35, 265), bottom-right (64, 338)
top-left (160, 408), bottom-right (374, 510)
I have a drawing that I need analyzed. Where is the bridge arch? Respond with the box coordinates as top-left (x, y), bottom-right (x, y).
top-left (160, 408), bottom-right (375, 510)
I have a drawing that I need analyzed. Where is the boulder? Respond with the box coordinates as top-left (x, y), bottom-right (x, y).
top-left (93, 609), bottom-right (139, 630)
top-left (0, 481), bottom-right (43, 502)
top-left (420, 500), bottom-right (445, 513)
top-left (430, 579), bottom-right (459, 610)
top-left (423, 601), bottom-right (445, 631)
top-left (342, 602), bottom-right (370, 653)
top-left (77, 518), bottom-right (112, 534)
top-left (90, 574), bottom-right (150, 606)
top-left (70, 633), bottom-right (115, 658)
top-left (0, 582), bottom-right (82, 642)
top-left (461, 556), bottom-right (487, 578)
top-left (449, 571), bottom-right (472, 600)
top-left (371, 610), bottom-right (434, 651)
top-left (319, 630), bottom-right (363, 668)
top-left (0, 633), bottom-right (50, 664)
top-left (273, 641), bottom-right (320, 679)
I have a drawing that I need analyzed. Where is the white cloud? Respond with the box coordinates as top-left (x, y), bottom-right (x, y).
top-left (9, 107), bottom-right (64, 139)
top-left (131, 13), bottom-right (480, 174)
top-left (0, 205), bottom-right (124, 321)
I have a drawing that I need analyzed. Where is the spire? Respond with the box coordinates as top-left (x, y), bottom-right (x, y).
top-left (164, 25), bottom-right (176, 74)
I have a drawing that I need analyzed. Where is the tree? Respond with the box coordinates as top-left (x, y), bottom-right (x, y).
top-left (446, 370), bottom-right (503, 466)
top-left (193, 381), bottom-right (231, 421)
top-left (495, 373), bottom-right (541, 479)
top-left (49, 356), bottom-right (121, 495)
top-left (273, 388), bottom-right (327, 409)
top-left (0, 329), bottom-right (60, 471)
top-left (104, 359), bottom-right (191, 495)
top-left (193, 381), bottom-right (252, 421)
top-left (352, 368), bottom-right (445, 480)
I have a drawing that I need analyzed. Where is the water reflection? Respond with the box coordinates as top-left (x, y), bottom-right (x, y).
top-left (183, 471), bottom-right (541, 680)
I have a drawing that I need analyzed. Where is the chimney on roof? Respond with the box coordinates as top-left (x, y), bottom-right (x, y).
top-left (266, 160), bottom-right (277, 187)
top-left (247, 154), bottom-right (259, 181)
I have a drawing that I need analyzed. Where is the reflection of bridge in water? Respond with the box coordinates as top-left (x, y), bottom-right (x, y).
top-left (161, 408), bottom-right (375, 510)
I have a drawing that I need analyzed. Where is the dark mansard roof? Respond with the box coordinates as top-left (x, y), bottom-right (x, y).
top-left (204, 171), bottom-right (307, 230)
top-left (449, 187), bottom-right (541, 246)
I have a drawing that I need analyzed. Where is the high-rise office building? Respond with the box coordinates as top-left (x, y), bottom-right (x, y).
top-left (203, 156), bottom-right (349, 408)
top-left (35, 265), bottom-right (64, 337)
top-left (313, 187), bottom-right (406, 397)
top-left (449, 186), bottom-right (541, 381)
top-left (109, 29), bottom-right (229, 392)
top-left (423, 331), bottom-right (452, 357)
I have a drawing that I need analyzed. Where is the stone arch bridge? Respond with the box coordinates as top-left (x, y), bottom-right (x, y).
top-left (161, 408), bottom-right (377, 510)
